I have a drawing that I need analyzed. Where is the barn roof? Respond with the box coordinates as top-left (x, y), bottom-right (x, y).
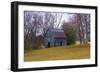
top-left (53, 32), bottom-right (66, 38)
top-left (51, 29), bottom-right (66, 38)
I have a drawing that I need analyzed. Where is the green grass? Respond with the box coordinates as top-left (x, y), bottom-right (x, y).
top-left (75, 41), bottom-right (80, 45)
top-left (24, 44), bottom-right (90, 62)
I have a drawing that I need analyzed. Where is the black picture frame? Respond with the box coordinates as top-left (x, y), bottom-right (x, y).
top-left (11, 1), bottom-right (98, 72)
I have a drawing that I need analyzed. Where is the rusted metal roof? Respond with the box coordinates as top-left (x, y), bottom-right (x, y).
top-left (53, 32), bottom-right (66, 38)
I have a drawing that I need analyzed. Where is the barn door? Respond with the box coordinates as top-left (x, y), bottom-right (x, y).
top-left (47, 42), bottom-right (50, 48)
top-left (60, 42), bottom-right (62, 46)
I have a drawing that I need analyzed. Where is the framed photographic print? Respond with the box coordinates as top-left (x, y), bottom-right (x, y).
top-left (11, 1), bottom-right (98, 71)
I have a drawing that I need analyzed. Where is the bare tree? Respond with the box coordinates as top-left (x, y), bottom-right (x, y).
top-left (24, 12), bottom-right (44, 49)
top-left (82, 14), bottom-right (90, 43)
top-left (41, 12), bottom-right (63, 37)
top-left (74, 14), bottom-right (90, 44)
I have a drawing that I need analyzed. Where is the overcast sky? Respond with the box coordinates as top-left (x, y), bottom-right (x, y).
top-left (58, 13), bottom-right (74, 28)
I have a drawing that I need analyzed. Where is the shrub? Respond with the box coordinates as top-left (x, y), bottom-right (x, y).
top-left (62, 23), bottom-right (76, 45)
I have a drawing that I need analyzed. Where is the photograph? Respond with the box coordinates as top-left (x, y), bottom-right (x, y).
top-left (11, 1), bottom-right (97, 71)
top-left (24, 11), bottom-right (90, 62)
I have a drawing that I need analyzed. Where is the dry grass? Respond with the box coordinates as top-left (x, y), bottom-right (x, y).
top-left (24, 44), bottom-right (90, 62)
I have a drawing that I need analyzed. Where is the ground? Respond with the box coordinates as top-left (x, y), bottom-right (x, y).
top-left (24, 44), bottom-right (90, 62)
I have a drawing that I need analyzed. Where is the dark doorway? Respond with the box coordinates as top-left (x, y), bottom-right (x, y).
top-left (47, 42), bottom-right (50, 48)
top-left (54, 42), bottom-right (56, 47)
top-left (60, 42), bottom-right (62, 46)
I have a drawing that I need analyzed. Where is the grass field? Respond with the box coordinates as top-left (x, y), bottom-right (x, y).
top-left (24, 44), bottom-right (90, 62)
